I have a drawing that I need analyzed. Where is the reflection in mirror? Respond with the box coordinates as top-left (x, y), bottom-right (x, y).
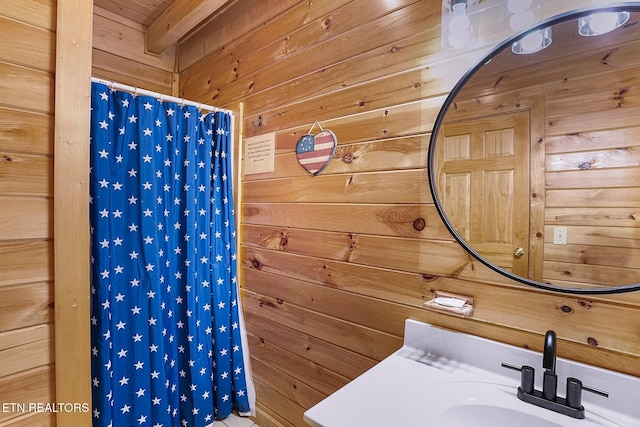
top-left (429, 5), bottom-right (640, 294)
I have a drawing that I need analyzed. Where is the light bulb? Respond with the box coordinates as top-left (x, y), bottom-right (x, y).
top-left (448, 2), bottom-right (471, 49)
top-left (589, 12), bottom-right (618, 35)
top-left (448, 30), bottom-right (471, 49)
top-left (510, 10), bottom-right (535, 31)
top-left (579, 11), bottom-right (629, 36)
top-left (449, 3), bottom-right (470, 32)
top-left (520, 31), bottom-right (543, 52)
top-left (508, 0), bottom-right (533, 14)
top-left (512, 27), bottom-right (551, 54)
top-left (589, 12), bottom-right (620, 35)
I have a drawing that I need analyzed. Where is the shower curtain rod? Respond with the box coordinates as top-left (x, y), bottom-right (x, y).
top-left (91, 77), bottom-right (232, 115)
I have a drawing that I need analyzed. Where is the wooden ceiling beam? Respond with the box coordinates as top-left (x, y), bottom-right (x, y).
top-left (146, 0), bottom-right (230, 54)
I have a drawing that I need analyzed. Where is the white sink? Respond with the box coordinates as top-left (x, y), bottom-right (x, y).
top-left (304, 320), bottom-right (640, 427)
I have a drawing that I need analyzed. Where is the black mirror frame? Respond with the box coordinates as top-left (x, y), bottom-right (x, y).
top-left (428, 3), bottom-right (640, 294)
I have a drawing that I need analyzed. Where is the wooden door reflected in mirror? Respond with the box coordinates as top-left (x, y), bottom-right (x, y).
top-left (436, 111), bottom-right (531, 278)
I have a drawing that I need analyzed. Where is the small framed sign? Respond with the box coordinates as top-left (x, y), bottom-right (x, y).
top-left (244, 132), bottom-right (275, 175)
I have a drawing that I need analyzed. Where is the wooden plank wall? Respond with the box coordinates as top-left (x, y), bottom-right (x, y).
top-left (178, 1), bottom-right (640, 426)
top-left (0, 0), bottom-right (56, 425)
top-left (92, 5), bottom-right (176, 94)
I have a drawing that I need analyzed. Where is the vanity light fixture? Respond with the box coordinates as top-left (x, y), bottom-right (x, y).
top-left (578, 10), bottom-right (630, 36)
top-left (511, 26), bottom-right (552, 54)
top-left (441, 0), bottom-right (478, 50)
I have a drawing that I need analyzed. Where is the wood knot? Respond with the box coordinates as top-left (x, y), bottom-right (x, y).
top-left (342, 153), bottom-right (355, 163)
top-left (2, 155), bottom-right (13, 162)
top-left (579, 300), bottom-right (593, 309)
top-left (258, 298), bottom-right (275, 308)
top-left (421, 274), bottom-right (438, 282)
top-left (390, 46), bottom-right (399, 53)
top-left (413, 218), bottom-right (426, 231)
top-left (250, 258), bottom-right (262, 269)
top-left (279, 232), bottom-right (288, 248)
top-left (587, 337), bottom-right (599, 347)
top-left (560, 305), bottom-right (573, 314)
top-left (577, 161), bottom-right (592, 170)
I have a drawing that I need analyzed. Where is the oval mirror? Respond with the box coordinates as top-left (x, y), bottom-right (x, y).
top-left (429, 4), bottom-right (640, 294)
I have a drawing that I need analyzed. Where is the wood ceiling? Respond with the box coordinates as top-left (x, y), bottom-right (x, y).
top-left (93, 0), bottom-right (237, 54)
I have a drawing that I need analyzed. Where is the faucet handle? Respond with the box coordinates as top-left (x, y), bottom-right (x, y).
top-left (501, 363), bottom-right (535, 394)
top-left (566, 377), bottom-right (609, 409)
top-left (543, 330), bottom-right (557, 373)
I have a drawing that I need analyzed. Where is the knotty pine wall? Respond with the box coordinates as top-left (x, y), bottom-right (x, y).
top-left (0, 1), bottom-right (56, 426)
top-left (178, 1), bottom-right (640, 426)
top-left (92, 5), bottom-right (176, 94)
top-left (3, 1), bottom-right (635, 427)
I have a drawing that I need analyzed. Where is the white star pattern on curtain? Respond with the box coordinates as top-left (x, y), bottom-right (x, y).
top-left (90, 82), bottom-right (250, 427)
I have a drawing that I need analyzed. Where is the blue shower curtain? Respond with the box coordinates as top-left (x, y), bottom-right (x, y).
top-left (90, 82), bottom-right (251, 427)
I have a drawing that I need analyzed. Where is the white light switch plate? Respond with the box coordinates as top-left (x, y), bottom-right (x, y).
top-left (553, 226), bottom-right (568, 245)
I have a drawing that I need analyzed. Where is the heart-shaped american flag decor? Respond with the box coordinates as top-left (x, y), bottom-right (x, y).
top-left (295, 129), bottom-right (337, 176)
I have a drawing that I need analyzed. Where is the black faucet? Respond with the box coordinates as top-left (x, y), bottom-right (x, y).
top-left (542, 330), bottom-right (558, 401)
top-left (502, 330), bottom-right (609, 419)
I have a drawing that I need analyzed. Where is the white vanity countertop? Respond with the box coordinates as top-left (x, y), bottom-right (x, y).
top-left (303, 320), bottom-right (640, 427)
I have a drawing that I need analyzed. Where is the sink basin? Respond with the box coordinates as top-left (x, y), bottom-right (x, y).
top-left (429, 381), bottom-right (562, 427)
top-left (438, 405), bottom-right (563, 427)
top-left (425, 381), bottom-right (624, 427)
top-left (304, 320), bottom-right (640, 427)
top-left (436, 405), bottom-right (562, 427)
